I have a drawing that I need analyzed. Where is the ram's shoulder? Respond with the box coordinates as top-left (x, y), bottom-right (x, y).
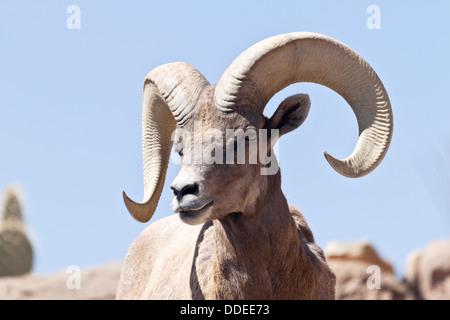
top-left (116, 214), bottom-right (202, 299)
top-left (124, 214), bottom-right (199, 262)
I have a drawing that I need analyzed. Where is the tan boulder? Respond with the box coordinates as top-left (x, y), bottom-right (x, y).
top-left (326, 240), bottom-right (415, 300)
top-left (404, 240), bottom-right (450, 300)
top-left (0, 262), bottom-right (122, 300)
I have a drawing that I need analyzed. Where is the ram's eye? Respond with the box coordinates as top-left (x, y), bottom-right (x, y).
top-left (178, 150), bottom-right (184, 157)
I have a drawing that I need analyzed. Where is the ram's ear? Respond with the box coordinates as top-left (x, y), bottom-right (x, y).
top-left (265, 94), bottom-right (311, 138)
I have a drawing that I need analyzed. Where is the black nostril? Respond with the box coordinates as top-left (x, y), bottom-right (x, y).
top-left (180, 183), bottom-right (199, 197)
top-left (171, 183), bottom-right (199, 199)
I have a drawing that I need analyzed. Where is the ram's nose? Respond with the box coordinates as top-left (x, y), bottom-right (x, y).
top-left (170, 183), bottom-right (199, 201)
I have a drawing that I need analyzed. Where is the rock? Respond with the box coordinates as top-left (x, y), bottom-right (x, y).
top-left (0, 262), bottom-right (122, 300)
top-left (404, 239), bottom-right (450, 300)
top-left (325, 240), bottom-right (415, 300)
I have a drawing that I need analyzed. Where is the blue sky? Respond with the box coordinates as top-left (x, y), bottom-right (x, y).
top-left (1, 1), bottom-right (449, 278)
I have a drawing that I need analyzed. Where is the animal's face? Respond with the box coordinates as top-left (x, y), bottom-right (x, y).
top-left (170, 91), bottom-right (311, 225)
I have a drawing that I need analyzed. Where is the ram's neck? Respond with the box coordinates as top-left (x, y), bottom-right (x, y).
top-left (201, 173), bottom-right (301, 299)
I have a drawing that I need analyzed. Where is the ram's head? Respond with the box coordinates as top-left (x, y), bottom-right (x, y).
top-left (122, 32), bottom-right (393, 225)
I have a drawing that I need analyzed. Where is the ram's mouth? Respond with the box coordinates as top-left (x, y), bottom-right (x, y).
top-left (179, 200), bottom-right (214, 216)
top-left (178, 200), bottom-right (214, 223)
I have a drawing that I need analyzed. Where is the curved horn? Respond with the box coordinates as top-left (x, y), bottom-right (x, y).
top-left (214, 32), bottom-right (393, 178)
top-left (123, 62), bottom-right (209, 222)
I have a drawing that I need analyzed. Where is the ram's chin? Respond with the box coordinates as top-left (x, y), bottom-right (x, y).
top-left (179, 202), bottom-right (214, 226)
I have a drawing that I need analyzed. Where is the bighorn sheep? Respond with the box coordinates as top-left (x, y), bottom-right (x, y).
top-left (0, 188), bottom-right (33, 276)
top-left (116, 32), bottom-right (393, 299)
